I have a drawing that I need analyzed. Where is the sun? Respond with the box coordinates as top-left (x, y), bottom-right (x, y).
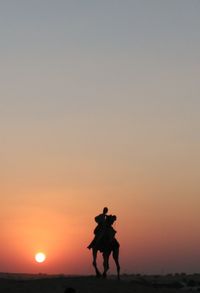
top-left (35, 252), bottom-right (46, 263)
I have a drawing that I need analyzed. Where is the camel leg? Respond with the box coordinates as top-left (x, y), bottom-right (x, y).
top-left (92, 248), bottom-right (101, 278)
top-left (112, 248), bottom-right (120, 280)
top-left (102, 252), bottom-right (110, 278)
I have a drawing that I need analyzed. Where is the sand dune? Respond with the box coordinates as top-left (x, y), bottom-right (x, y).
top-left (0, 274), bottom-right (199, 293)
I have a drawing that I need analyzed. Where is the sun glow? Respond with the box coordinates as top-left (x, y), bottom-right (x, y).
top-left (35, 252), bottom-right (46, 263)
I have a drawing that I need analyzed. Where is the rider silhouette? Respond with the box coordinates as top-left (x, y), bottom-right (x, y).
top-left (87, 207), bottom-right (108, 249)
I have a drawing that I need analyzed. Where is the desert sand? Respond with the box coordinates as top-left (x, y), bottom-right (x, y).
top-left (0, 273), bottom-right (199, 293)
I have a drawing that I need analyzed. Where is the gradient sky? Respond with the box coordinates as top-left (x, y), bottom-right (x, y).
top-left (0, 0), bottom-right (200, 274)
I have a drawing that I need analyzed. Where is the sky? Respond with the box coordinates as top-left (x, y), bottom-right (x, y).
top-left (0, 0), bottom-right (200, 275)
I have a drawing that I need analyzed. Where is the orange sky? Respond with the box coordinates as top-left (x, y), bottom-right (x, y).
top-left (1, 174), bottom-right (200, 274)
top-left (1, 1), bottom-right (200, 274)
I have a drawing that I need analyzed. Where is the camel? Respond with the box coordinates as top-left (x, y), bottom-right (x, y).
top-left (90, 215), bottom-right (120, 280)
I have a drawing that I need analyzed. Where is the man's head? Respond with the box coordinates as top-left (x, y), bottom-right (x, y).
top-left (103, 207), bottom-right (108, 214)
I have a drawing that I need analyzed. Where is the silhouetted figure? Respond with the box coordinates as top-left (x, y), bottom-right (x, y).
top-left (87, 207), bottom-right (108, 249)
top-left (96, 215), bottom-right (118, 252)
top-left (64, 288), bottom-right (76, 293)
top-left (89, 214), bottom-right (120, 280)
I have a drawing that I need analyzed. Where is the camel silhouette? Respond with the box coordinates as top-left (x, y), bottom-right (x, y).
top-left (90, 215), bottom-right (120, 279)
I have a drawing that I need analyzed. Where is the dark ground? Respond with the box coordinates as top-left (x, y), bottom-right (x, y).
top-left (0, 274), bottom-right (200, 293)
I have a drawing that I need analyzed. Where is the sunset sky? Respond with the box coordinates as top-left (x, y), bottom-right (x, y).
top-left (1, 1), bottom-right (200, 274)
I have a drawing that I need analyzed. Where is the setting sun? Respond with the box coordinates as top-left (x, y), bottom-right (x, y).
top-left (35, 252), bottom-right (46, 263)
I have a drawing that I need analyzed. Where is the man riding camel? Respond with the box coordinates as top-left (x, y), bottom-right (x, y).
top-left (88, 208), bottom-right (120, 279)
